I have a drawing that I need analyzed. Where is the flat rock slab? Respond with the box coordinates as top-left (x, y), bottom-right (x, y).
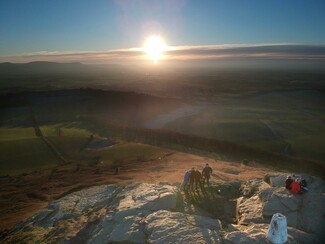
top-left (117, 183), bottom-right (177, 211)
top-left (145, 210), bottom-right (223, 243)
top-left (262, 188), bottom-right (301, 216)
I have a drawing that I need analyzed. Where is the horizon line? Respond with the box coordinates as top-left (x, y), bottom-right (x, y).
top-left (1, 43), bottom-right (325, 63)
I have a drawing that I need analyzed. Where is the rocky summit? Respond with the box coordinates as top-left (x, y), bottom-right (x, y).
top-left (1, 173), bottom-right (324, 243)
top-left (230, 173), bottom-right (325, 243)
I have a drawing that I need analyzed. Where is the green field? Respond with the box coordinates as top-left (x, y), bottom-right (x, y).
top-left (40, 123), bottom-right (100, 162)
top-left (0, 127), bottom-right (60, 173)
top-left (164, 96), bottom-right (325, 161)
top-left (89, 142), bottom-right (168, 163)
top-left (1, 87), bottom-right (324, 175)
top-left (41, 124), bottom-right (169, 166)
top-left (0, 118), bottom-right (170, 174)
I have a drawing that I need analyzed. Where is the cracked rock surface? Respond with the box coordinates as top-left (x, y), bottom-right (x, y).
top-left (237, 173), bottom-right (325, 243)
top-left (1, 183), bottom-right (224, 243)
top-left (1, 174), bottom-right (324, 243)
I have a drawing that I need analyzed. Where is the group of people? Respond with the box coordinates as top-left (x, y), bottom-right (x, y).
top-left (181, 163), bottom-right (213, 191)
top-left (285, 175), bottom-right (308, 194)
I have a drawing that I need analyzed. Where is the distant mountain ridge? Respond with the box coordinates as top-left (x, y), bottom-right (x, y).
top-left (0, 62), bottom-right (127, 77)
top-left (0, 61), bottom-right (96, 75)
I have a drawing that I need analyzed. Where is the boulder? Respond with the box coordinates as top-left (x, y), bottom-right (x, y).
top-left (107, 215), bottom-right (146, 243)
top-left (266, 173), bottom-right (288, 187)
top-left (237, 173), bottom-right (325, 243)
top-left (2, 183), bottom-right (180, 244)
top-left (11, 184), bottom-right (120, 231)
top-left (145, 210), bottom-right (223, 243)
top-left (54, 184), bottom-right (120, 215)
top-left (225, 224), bottom-right (269, 243)
top-left (2, 174), bottom-right (324, 244)
top-left (298, 178), bottom-right (325, 238)
top-left (225, 224), bottom-right (319, 244)
top-left (262, 188), bottom-right (302, 219)
top-left (287, 226), bottom-right (320, 244)
top-left (224, 230), bottom-right (268, 244)
top-left (265, 173), bottom-right (313, 187)
top-left (237, 195), bottom-right (266, 225)
top-left (117, 183), bottom-right (177, 211)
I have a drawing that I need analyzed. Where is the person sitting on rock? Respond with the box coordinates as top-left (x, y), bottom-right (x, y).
top-left (189, 167), bottom-right (196, 190)
top-left (181, 169), bottom-right (190, 191)
top-left (296, 178), bottom-right (308, 193)
top-left (202, 163), bottom-right (213, 186)
top-left (291, 178), bottom-right (302, 194)
top-left (194, 169), bottom-right (202, 190)
top-left (285, 175), bottom-right (293, 190)
top-left (298, 177), bottom-right (308, 192)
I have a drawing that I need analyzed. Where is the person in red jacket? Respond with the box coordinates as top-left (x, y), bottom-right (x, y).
top-left (291, 179), bottom-right (301, 194)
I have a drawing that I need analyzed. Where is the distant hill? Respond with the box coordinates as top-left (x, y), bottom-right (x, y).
top-left (0, 62), bottom-right (127, 93)
top-left (0, 62), bottom-right (106, 76)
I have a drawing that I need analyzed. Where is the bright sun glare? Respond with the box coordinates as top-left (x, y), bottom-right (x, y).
top-left (144, 35), bottom-right (166, 64)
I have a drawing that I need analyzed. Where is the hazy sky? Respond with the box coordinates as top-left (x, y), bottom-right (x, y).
top-left (0, 0), bottom-right (325, 63)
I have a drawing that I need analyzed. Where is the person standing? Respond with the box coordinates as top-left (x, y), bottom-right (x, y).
top-left (181, 169), bottom-right (190, 191)
top-left (189, 167), bottom-right (196, 190)
top-left (202, 163), bottom-right (213, 186)
top-left (194, 169), bottom-right (202, 190)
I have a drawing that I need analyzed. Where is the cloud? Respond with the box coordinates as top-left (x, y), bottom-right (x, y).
top-left (167, 44), bottom-right (325, 60)
top-left (1, 44), bottom-right (325, 63)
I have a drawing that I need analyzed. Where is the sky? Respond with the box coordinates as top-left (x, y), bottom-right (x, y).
top-left (0, 0), bottom-right (325, 63)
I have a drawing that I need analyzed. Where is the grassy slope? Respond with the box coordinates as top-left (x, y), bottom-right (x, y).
top-left (90, 142), bottom-right (168, 163)
top-left (0, 124), bottom-right (170, 174)
top-left (1, 88), bottom-right (324, 175)
top-left (164, 97), bottom-right (325, 161)
top-left (0, 127), bottom-right (59, 173)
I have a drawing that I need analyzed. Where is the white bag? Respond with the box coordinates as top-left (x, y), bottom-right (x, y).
top-left (266, 213), bottom-right (288, 244)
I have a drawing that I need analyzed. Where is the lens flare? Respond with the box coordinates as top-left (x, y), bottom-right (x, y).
top-left (144, 35), bottom-right (166, 64)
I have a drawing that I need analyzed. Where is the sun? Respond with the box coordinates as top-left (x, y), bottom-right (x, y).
top-left (144, 35), bottom-right (166, 64)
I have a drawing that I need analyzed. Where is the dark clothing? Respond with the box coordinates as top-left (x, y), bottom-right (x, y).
top-left (202, 166), bottom-right (212, 186)
top-left (194, 170), bottom-right (201, 181)
top-left (202, 166), bottom-right (212, 177)
top-left (285, 178), bottom-right (293, 190)
top-left (189, 169), bottom-right (196, 190)
top-left (300, 179), bottom-right (308, 192)
top-left (194, 170), bottom-right (202, 189)
top-left (301, 179), bottom-right (307, 188)
top-left (189, 170), bottom-right (196, 181)
top-left (202, 176), bottom-right (210, 186)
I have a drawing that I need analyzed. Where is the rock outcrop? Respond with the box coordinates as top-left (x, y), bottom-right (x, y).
top-left (236, 173), bottom-right (325, 243)
top-left (1, 173), bottom-right (324, 243)
top-left (1, 183), bottom-right (225, 243)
